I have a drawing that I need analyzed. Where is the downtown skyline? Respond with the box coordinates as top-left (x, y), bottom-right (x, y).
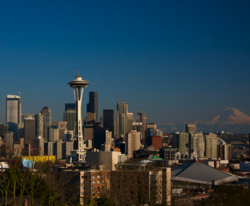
top-left (0, 1), bottom-right (250, 124)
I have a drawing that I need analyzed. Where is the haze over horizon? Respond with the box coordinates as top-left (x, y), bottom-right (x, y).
top-left (0, 1), bottom-right (250, 125)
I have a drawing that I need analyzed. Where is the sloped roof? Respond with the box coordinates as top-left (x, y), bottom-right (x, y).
top-left (172, 162), bottom-right (238, 185)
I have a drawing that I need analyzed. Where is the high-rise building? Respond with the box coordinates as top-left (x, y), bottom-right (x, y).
top-left (218, 143), bottom-right (231, 160)
top-left (186, 124), bottom-right (197, 133)
top-left (48, 126), bottom-right (59, 142)
top-left (138, 111), bottom-right (147, 140)
top-left (205, 133), bottom-right (218, 159)
top-left (6, 95), bottom-right (21, 139)
top-left (35, 113), bottom-right (43, 138)
top-left (63, 110), bottom-right (75, 131)
top-left (24, 117), bottom-right (35, 145)
top-left (0, 124), bottom-right (9, 137)
top-left (189, 132), bottom-right (204, 158)
top-left (105, 130), bottom-right (112, 146)
top-left (65, 103), bottom-right (75, 111)
top-left (127, 112), bottom-right (135, 133)
top-left (21, 113), bottom-right (34, 123)
top-left (172, 132), bottom-right (189, 154)
top-left (40, 107), bottom-right (52, 141)
top-left (32, 136), bottom-right (44, 156)
top-left (126, 130), bottom-right (140, 159)
top-left (116, 100), bottom-right (128, 138)
top-left (87, 91), bottom-right (98, 122)
top-left (4, 131), bottom-right (14, 153)
top-left (146, 123), bottom-right (157, 130)
top-left (103, 110), bottom-right (114, 138)
top-left (58, 121), bottom-right (67, 140)
top-left (17, 123), bottom-right (24, 141)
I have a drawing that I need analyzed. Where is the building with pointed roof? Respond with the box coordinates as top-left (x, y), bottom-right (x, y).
top-left (172, 161), bottom-right (238, 185)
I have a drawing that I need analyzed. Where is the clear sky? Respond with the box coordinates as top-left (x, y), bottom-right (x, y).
top-left (0, 0), bottom-right (250, 124)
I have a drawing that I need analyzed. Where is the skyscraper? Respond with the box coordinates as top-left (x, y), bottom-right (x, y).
top-left (126, 130), bottom-right (140, 159)
top-left (40, 107), bottom-right (52, 142)
top-left (65, 103), bottom-right (75, 111)
top-left (116, 100), bottom-right (128, 138)
top-left (24, 117), bottom-right (35, 145)
top-left (205, 133), bottom-right (218, 159)
top-left (189, 132), bottom-right (204, 158)
top-left (138, 111), bottom-right (147, 140)
top-left (172, 132), bottom-right (189, 155)
top-left (186, 124), bottom-right (197, 133)
top-left (127, 112), bottom-right (135, 133)
top-left (103, 110), bottom-right (114, 138)
top-left (63, 110), bottom-right (75, 131)
top-left (87, 91), bottom-right (98, 121)
top-left (6, 95), bottom-right (21, 139)
top-left (35, 113), bottom-right (44, 138)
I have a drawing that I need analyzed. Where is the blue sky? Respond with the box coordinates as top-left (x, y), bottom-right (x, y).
top-left (0, 0), bottom-right (250, 124)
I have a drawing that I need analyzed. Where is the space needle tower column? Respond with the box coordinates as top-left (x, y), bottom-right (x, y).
top-left (68, 71), bottom-right (89, 162)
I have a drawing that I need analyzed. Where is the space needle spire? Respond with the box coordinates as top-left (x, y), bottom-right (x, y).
top-left (68, 71), bottom-right (89, 162)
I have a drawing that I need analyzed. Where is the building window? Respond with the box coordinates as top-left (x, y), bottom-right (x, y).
top-left (92, 186), bottom-right (95, 190)
top-left (106, 180), bottom-right (109, 183)
top-left (144, 181), bottom-right (148, 184)
top-left (102, 175), bottom-right (105, 178)
top-left (92, 176), bottom-right (95, 179)
top-left (92, 181), bottom-right (95, 184)
top-left (107, 175), bottom-right (109, 178)
top-left (92, 192), bottom-right (95, 196)
top-left (102, 180), bottom-right (105, 183)
top-left (97, 175), bottom-right (100, 179)
top-left (97, 181), bottom-right (100, 184)
top-left (144, 175), bottom-right (147, 179)
top-left (81, 186), bottom-right (84, 190)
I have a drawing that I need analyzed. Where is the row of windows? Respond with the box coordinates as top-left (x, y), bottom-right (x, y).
top-left (92, 185), bottom-right (109, 190)
top-left (92, 180), bottom-right (109, 184)
top-left (92, 175), bottom-right (109, 179)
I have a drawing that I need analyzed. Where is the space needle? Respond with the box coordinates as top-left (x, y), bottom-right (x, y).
top-left (68, 71), bottom-right (89, 162)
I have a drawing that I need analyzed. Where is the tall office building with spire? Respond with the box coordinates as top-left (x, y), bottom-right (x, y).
top-left (116, 100), bottom-right (128, 138)
top-left (40, 107), bottom-right (52, 141)
top-left (87, 91), bottom-right (98, 122)
top-left (6, 95), bottom-right (21, 140)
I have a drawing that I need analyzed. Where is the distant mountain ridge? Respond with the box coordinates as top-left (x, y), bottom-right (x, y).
top-left (158, 108), bottom-right (250, 133)
top-left (195, 108), bottom-right (250, 125)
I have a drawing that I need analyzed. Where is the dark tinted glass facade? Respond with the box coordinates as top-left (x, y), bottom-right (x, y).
top-left (87, 92), bottom-right (98, 121)
top-left (103, 110), bottom-right (114, 138)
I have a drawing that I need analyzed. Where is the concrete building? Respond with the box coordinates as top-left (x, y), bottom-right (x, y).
top-left (87, 91), bottom-right (98, 122)
top-left (32, 136), bottom-right (44, 156)
top-left (6, 95), bottom-right (21, 140)
top-left (126, 130), bottom-right (140, 159)
top-left (58, 121), bottom-right (67, 140)
top-left (35, 113), bottom-right (43, 138)
top-left (116, 100), bottom-right (128, 138)
top-left (65, 103), bottom-right (75, 111)
top-left (160, 147), bottom-right (178, 160)
top-left (64, 130), bottom-right (74, 141)
top-left (40, 107), bottom-right (52, 141)
top-left (172, 132), bottom-right (189, 154)
top-left (58, 164), bottom-right (171, 206)
top-left (186, 124), bottom-right (197, 133)
top-left (147, 123), bottom-right (157, 130)
top-left (63, 110), bottom-right (75, 131)
top-left (4, 131), bottom-right (14, 153)
top-left (218, 143), bottom-right (231, 160)
top-left (151, 136), bottom-right (163, 150)
top-left (17, 123), bottom-right (24, 141)
top-left (86, 151), bottom-right (124, 170)
top-left (63, 141), bottom-right (74, 159)
top-left (103, 109), bottom-right (114, 138)
top-left (0, 124), bottom-right (9, 137)
top-left (48, 126), bottom-right (59, 142)
top-left (138, 110), bottom-right (147, 140)
top-left (205, 133), bottom-right (218, 159)
top-left (24, 117), bottom-right (35, 145)
top-left (101, 143), bottom-right (111, 151)
top-left (189, 132), bottom-right (204, 158)
top-left (127, 112), bottom-right (135, 133)
top-left (105, 130), bottom-right (112, 145)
